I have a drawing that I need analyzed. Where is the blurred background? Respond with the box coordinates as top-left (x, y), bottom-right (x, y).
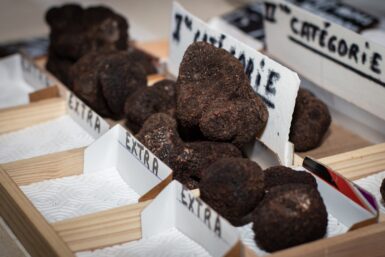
top-left (0, 0), bottom-right (384, 43)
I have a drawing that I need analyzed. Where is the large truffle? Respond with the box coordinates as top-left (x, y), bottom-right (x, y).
top-left (125, 79), bottom-right (177, 133)
top-left (70, 51), bottom-right (147, 119)
top-left (253, 184), bottom-right (328, 252)
top-left (290, 89), bottom-right (331, 152)
top-left (136, 113), bottom-right (242, 189)
top-left (381, 178), bottom-right (385, 202)
top-left (264, 165), bottom-right (317, 192)
top-left (200, 158), bottom-right (265, 226)
top-left (176, 42), bottom-right (268, 148)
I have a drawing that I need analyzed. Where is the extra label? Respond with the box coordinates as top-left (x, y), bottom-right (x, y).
top-left (21, 55), bottom-right (52, 89)
top-left (67, 92), bottom-right (110, 138)
top-left (169, 2), bottom-right (300, 164)
top-left (264, 0), bottom-right (385, 121)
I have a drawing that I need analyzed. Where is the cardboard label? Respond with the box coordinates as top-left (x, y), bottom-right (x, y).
top-left (141, 180), bottom-right (240, 257)
top-left (264, 0), bottom-right (385, 121)
top-left (20, 54), bottom-right (52, 90)
top-left (170, 2), bottom-right (300, 165)
top-left (66, 92), bottom-right (110, 139)
top-left (84, 125), bottom-right (173, 197)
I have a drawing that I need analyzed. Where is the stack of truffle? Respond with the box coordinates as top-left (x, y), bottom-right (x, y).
top-left (200, 160), bottom-right (328, 252)
top-left (45, 4), bottom-right (157, 119)
top-left (135, 41), bottom-right (268, 189)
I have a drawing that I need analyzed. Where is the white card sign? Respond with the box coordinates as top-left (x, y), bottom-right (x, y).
top-left (21, 55), bottom-right (52, 90)
top-left (66, 92), bottom-right (110, 139)
top-left (141, 180), bottom-right (240, 257)
top-left (264, 0), bottom-right (385, 121)
top-left (84, 124), bottom-right (172, 197)
top-left (169, 2), bottom-right (300, 165)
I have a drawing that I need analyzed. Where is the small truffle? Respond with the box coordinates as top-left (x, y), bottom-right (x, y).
top-left (290, 89), bottom-right (331, 152)
top-left (264, 165), bottom-right (317, 192)
top-left (176, 42), bottom-right (268, 148)
top-left (125, 79), bottom-right (177, 133)
top-left (45, 47), bottom-right (74, 87)
top-left (70, 51), bottom-right (147, 119)
top-left (381, 178), bottom-right (385, 201)
top-left (136, 113), bottom-right (242, 189)
top-left (253, 184), bottom-right (328, 252)
top-left (200, 158), bottom-right (265, 226)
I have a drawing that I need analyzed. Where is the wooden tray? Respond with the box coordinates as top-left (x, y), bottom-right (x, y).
top-left (1, 142), bottom-right (385, 257)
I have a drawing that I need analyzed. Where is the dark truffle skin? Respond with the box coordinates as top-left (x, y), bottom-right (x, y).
top-left (253, 184), bottom-right (328, 252)
top-left (46, 4), bottom-right (128, 61)
top-left (264, 165), bottom-right (317, 192)
top-left (381, 178), bottom-right (385, 202)
top-left (290, 89), bottom-right (331, 152)
top-left (125, 79), bottom-right (177, 133)
top-left (70, 51), bottom-right (147, 119)
top-left (176, 42), bottom-right (268, 148)
top-left (99, 52), bottom-right (147, 117)
top-left (200, 158), bottom-right (265, 226)
top-left (127, 48), bottom-right (158, 75)
top-left (46, 47), bottom-right (74, 87)
top-left (136, 113), bottom-right (242, 189)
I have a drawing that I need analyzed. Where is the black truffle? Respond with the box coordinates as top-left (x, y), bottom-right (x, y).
top-left (70, 51), bottom-right (147, 119)
top-left (200, 158), bottom-right (265, 226)
top-left (264, 165), bottom-right (317, 192)
top-left (176, 42), bottom-right (268, 148)
top-left (125, 79), bottom-right (177, 133)
top-left (290, 89), bottom-right (331, 152)
top-left (381, 178), bottom-right (385, 202)
top-left (253, 184), bottom-right (328, 252)
top-left (136, 113), bottom-right (242, 189)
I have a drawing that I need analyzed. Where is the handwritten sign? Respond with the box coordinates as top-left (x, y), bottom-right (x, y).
top-left (264, 0), bottom-right (385, 121)
top-left (66, 92), bottom-right (110, 139)
top-left (141, 180), bottom-right (240, 257)
top-left (169, 2), bottom-right (300, 164)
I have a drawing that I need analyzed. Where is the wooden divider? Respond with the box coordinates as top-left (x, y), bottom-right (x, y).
top-left (0, 166), bottom-right (74, 257)
top-left (0, 98), bottom-right (66, 134)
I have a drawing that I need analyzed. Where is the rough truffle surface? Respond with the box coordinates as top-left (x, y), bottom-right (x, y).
top-left (136, 113), bottom-right (242, 189)
top-left (200, 158), bottom-right (265, 226)
top-left (264, 165), bottom-right (317, 192)
top-left (381, 178), bottom-right (385, 202)
top-left (125, 79), bottom-right (177, 133)
top-left (176, 42), bottom-right (268, 148)
top-left (253, 184), bottom-right (328, 252)
top-left (290, 89), bottom-right (331, 152)
top-left (70, 51), bottom-right (147, 119)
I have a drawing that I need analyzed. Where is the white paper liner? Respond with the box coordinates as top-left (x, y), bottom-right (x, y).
top-left (0, 54), bottom-right (35, 109)
top-left (76, 228), bottom-right (211, 257)
top-left (0, 115), bottom-right (94, 163)
top-left (354, 170), bottom-right (385, 213)
top-left (21, 167), bottom-right (139, 223)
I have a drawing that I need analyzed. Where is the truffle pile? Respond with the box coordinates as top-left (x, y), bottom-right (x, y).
top-left (46, 4), bottom-right (129, 85)
top-left (136, 113), bottom-right (242, 189)
top-left (199, 161), bottom-right (327, 252)
top-left (290, 89), bottom-right (331, 152)
top-left (134, 42), bottom-right (269, 189)
top-left (381, 178), bottom-right (385, 201)
top-left (45, 4), bottom-right (158, 119)
top-left (70, 51), bottom-right (147, 119)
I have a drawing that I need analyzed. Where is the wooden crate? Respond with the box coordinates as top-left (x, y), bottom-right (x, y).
top-left (1, 142), bottom-right (385, 257)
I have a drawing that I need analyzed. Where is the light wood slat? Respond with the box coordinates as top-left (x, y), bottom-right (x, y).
top-left (0, 98), bottom-right (66, 134)
top-left (52, 201), bottom-right (150, 252)
top-left (271, 222), bottom-right (385, 257)
top-left (319, 143), bottom-right (385, 180)
top-left (0, 166), bottom-right (74, 257)
top-left (2, 148), bottom-right (84, 186)
top-left (29, 86), bottom-right (60, 103)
